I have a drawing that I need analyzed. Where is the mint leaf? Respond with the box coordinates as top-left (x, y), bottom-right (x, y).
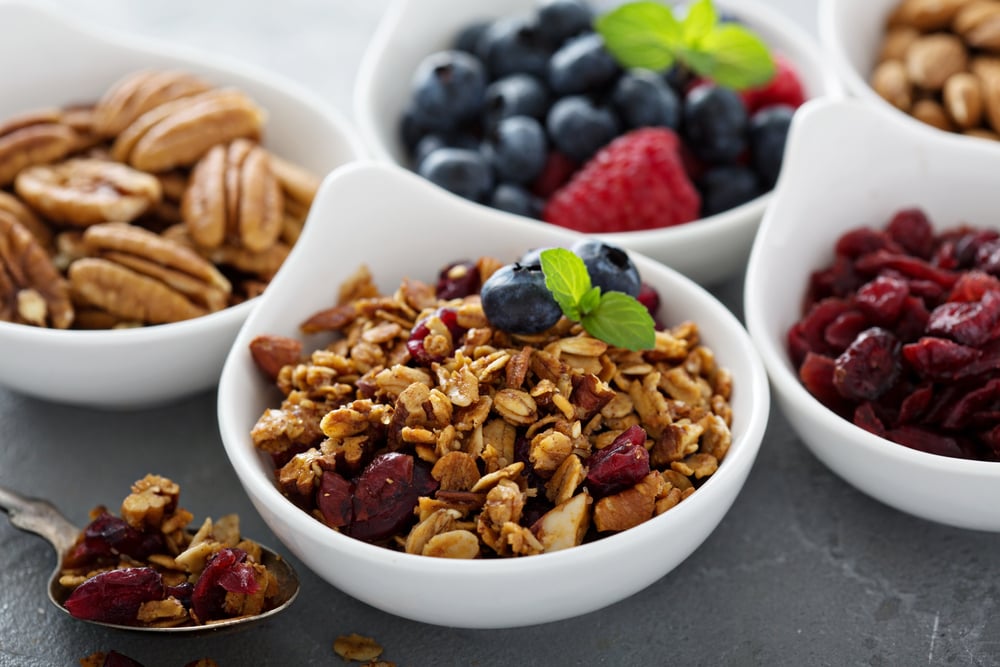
top-left (595, 0), bottom-right (777, 91)
top-left (687, 23), bottom-right (776, 89)
top-left (540, 248), bottom-right (591, 321)
top-left (581, 292), bottom-right (656, 351)
top-left (680, 0), bottom-right (716, 43)
top-left (594, 1), bottom-right (681, 71)
top-left (539, 247), bottom-right (655, 351)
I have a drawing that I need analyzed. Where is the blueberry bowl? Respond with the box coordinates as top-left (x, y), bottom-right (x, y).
top-left (745, 98), bottom-right (1000, 532)
top-left (0, 1), bottom-right (363, 408)
top-left (217, 161), bottom-right (770, 628)
top-left (354, 0), bottom-right (842, 286)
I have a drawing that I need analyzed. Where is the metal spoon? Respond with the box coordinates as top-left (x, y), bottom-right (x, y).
top-left (0, 484), bottom-right (299, 633)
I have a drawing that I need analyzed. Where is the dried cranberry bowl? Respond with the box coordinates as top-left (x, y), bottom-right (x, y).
top-left (0, 1), bottom-right (363, 409)
top-left (217, 161), bottom-right (769, 628)
top-left (352, 0), bottom-right (842, 286)
top-left (744, 97), bottom-right (1000, 532)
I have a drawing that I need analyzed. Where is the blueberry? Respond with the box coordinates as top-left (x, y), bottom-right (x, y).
top-left (400, 106), bottom-right (432, 156)
top-left (664, 63), bottom-right (695, 94)
top-left (489, 183), bottom-right (544, 218)
top-left (454, 20), bottom-right (490, 53)
top-left (749, 105), bottom-right (795, 189)
top-left (682, 84), bottom-right (749, 164)
top-left (476, 17), bottom-right (553, 79)
top-left (546, 95), bottom-right (620, 163)
top-left (483, 74), bottom-right (551, 132)
top-left (418, 148), bottom-right (495, 202)
top-left (547, 33), bottom-right (620, 95)
top-left (516, 246), bottom-right (554, 267)
top-left (611, 69), bottom-right (681, 130)
top-left (571, 239), bottom-right (641, 297)
top-left (412, 132), bottom-right (480, 169)
top-left (410, 50), bottom-right (487, 132)
top-left (480, 262), bottom-right (563, 334)
top-left (483, 115), bottom-right (548, 184)
top-left (536, 0), bottom-right (594, 45)
top-left (698, 165), bottom-right (761, 217)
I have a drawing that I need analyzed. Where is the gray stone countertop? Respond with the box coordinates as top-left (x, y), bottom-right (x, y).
top-left (2, 1), bottom-right (999, 666)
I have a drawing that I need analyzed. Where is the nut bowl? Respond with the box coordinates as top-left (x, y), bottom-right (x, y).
top-left (217, 161), bottom-right (770, 628)
top-left (0, 1), bottom-right (363, 408)
top-left (353, 0), bottom-right (842, 286)
top-left (820, 0), bottom-right (1000, 143)
top-left (744, 97), bottom-right (1000, 532)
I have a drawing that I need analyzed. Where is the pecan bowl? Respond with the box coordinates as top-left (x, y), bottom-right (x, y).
top-left (352, 0), bottom-right (843, 286)
top-left (745, 98), bottom-right (1000, 532)
top-left (217, 162), bottom-right (770, 628)
top-left (0, 2), bottom-right (363, 408)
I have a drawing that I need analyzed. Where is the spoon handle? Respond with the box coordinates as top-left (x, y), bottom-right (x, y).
top-left (0, 485), bottom-right (79, 556)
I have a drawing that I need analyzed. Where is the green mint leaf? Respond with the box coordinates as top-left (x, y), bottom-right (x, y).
top-left (581, 292), bottom-right (656, 352)
top-left (594, 1), bottom-right (681, 71)
top-left (579, 286), bottom-right (602, 314)
top-left (680, 0), bottom-right (716, 43)
top-left (540, 248), bottom-right (591, 321)
top-left (684, 23), bottom-right (776, 89)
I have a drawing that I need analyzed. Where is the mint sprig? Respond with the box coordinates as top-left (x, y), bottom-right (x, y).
top-left (595, 0), bottom-right (776, 90)
top-left (539, 248), bottom-right (655, 351)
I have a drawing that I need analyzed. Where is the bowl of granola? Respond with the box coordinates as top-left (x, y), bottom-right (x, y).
top-left (353, 0), bottom-right (842, 285)
top-left (744, 97), bottom-right (1000, 531)
top-left (217, 160), bottom-right (770, 628)
top-left (0, 1), bottom-right (363, 408)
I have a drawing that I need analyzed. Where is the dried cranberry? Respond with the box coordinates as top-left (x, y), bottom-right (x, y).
top-left (799, 352), bottom-right (850, 415)
top-left (926, 290), bottom-right (1000, 347)
top-left (854, 275), bottom-right (909, 325)
top-left (855, 250), bottom-right (959, 289)
top-left (63, 513), bottom-right (165, 569)
top-left (833, 327), bottom-right (901, 401)
top-left (191, 548), bottom-right (260, 622)
top-left (902, 336), bottom-right (984, 381)
top-left (166, 581), bottom-right (194, 609)
top-left (886, 425), bottom-right (965, 458)
top-left (885, 208), bottom-right (935, 259)
top-left (788, 297), bottom-right (853, 365)
top-left (64, 567), bottom-right (165, 626)
top-left (102, 651), bottom-right (146, 667)
top-left (892, 296), bottom-right (932, 343)
top-left (348, 452), bottom-right (439, 542)
top-left (834, 227), bottom-right (901, 258)
top-left (585, 425), bottom-right (650, 498)
top-left (941, 379), bottom-right (1000, 430)
top-left (436, 261), bottom-right (481, 299)
top-left (636, 282), bottom-right (661, 322)
top-left (316, 470), bottom-right (354, 529)
top-left (897, 384), bottom-right (934, 425)
top-left (976, 238), bottom-right (1000, 275)
top-left (853, 402), bottom-right (887, 437)
top-left (953, 228), bottom-right (1000, 268)
top-left (823, 310), bottom-right (869, 352)
top-left (406, 307), bottom-right (465, 366)
top-left (807, 254), bottom-right (863, 305)
top-left (949, 271), bottom-right (1000, 302)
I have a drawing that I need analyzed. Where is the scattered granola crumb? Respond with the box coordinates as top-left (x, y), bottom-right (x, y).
top-left (334, 633), bottom-right (385, 663)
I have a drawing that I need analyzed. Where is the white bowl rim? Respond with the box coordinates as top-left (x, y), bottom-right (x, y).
top-left (746, 97), bottom-right (1000, 481)
top-left (220, 160), bottom-right (772, 574)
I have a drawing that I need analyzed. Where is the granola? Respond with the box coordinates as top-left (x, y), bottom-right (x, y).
top-left (0, 69), bottom-right (319, 329)
top-left (59, 474), bottom-right (282, 628)
top-left (250, 258), bottom-right (734, 558)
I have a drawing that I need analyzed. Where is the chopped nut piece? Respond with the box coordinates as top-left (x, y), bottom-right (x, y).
top-left (333, 633), bottom-right (384, 663)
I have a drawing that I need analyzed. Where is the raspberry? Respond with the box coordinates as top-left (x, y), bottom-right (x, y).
top-left (541, 127), bottom-right (700, 233)
top-left (740, 54), bottom-right (806, 113)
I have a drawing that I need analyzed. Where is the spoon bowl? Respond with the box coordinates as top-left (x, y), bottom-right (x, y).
top-left (0, 484), bottom-right (299, 632)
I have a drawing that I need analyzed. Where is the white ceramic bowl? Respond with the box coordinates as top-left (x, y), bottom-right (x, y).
top-left (0, 1), bottom-right (363, 409)
top-left (218, 161), bottom-right (770, 628)
top-left (745, 97), bottom-right (1000, 532)
top-left (354, 0), bottom-right (842, 286)
top-left (820, 0), bottom-right (998, 145)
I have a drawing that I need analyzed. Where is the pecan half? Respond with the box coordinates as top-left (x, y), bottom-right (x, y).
top-left (112, 88), bottom-right (265, 172)
top-left (0, 109), bottom-right (78, 186)
top-left (0, 210), bottom-right (72, 327)
top-left (182, 139), bottom-right (283, 251)
top-left (93, 69), bottom-right (213, 137)
top-left (68, 223), bottom-right (231, 323)
top-left (0, 190), bottom-right (51, 250)
top-left (14, 158), bottom-right (162, 226)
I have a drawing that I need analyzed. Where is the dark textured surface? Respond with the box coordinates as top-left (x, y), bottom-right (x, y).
top-left (3, 272), bottom-right (1000, 667)
top-left (3, 2), bottom-right (1000, 665)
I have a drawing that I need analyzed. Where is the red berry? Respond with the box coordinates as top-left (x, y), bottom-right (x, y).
top-left (530, 150), bottom-right (578, 198)
top-left (740, 54), bottom-right (806, 113)
top-left (542, 127), bottom-right (700, 233)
